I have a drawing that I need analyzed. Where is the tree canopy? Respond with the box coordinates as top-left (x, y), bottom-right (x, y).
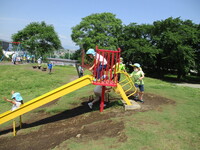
top-left (71, 13), bottom-right (200, 79)
top-left (120, 17), bottom-right (199, 79)
top-left (12, 21), bottom-right (61, 56)
top-left (151, 17), bottom-right (199, 78)
top-left (71, 12), bottom-right (123, 50)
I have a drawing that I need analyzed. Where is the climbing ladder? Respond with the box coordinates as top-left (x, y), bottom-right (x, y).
top-left (118, 71), bottom-right (137, 98)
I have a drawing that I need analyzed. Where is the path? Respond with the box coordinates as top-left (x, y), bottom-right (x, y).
top-left (175, 83), bottom-right (200, 88)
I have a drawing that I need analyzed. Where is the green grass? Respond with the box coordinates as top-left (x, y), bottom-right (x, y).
top-left (1, 64), bottom-right (200, 150)
top-left (0, 64), bottom-right (77, 113)
top-left (64, 77), bottom-right (200, 150)
top-left (0, 64), bottom-right (83, 127)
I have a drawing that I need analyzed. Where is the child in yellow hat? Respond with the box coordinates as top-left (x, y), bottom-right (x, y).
top-left (130, 63), bottom-right (145, 103)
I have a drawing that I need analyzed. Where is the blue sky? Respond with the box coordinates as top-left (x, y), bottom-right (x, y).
top-left (0, 0), bottom-right (199, 50)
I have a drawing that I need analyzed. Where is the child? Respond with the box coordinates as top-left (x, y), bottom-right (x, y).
top-left (86, 48), bottom-right (107, 79)
top-left (48, 62), bottom-right (53, 74)
top-left (88, 85), bottom-right (111, 109)
top-left (130, 63), bottom-right (145, 103)
top-left (37, 57), bottom-right (42, 67)
top-left (12, 53), bottom-right (17, 64)
top-left (3, 91), bottom-right (24, 111)
top-left (112, 57), bottom-right (126, 82)
top-left (78, 65), bottom-right (84, 77)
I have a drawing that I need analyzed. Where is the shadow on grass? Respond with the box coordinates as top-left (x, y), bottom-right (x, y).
top-left (90, 100), bottom-right (123, 111)
top-left (0, 100), bottom-right (123, 135)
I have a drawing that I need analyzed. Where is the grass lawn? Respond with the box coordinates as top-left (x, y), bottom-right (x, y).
top-left (63, 77), bottom-right (200, 150)
top-left (0, 64), bottom-right (200, 150)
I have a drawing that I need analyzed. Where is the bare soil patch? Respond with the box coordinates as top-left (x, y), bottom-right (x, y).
top-left (0, 93), bottom-right (175, 150)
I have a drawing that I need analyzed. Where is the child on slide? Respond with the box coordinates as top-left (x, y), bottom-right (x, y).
top-left (3, 91), bottom-right (24, 111)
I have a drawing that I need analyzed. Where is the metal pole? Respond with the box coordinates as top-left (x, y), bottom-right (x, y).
top-left (68, 50), bottom-right (70, 59)
top-left (75, 63), bottom-right (81, 78)
top-left (19, 115), bottom-right (22, 128)
top-left (13, 120), bottom-right (16, 136)
top-left (100, 86), bottom-right (106, 112)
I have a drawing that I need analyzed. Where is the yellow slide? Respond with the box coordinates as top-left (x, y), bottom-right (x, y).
top-left (116, 83), bottom-right (132, 105)
top-left (0, 75), bottom-right (93, 125)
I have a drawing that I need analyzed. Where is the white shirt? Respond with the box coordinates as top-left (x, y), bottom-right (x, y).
top-left (94, 85), bottom-right (102, 94)
top-left (96, 53), bottom-right (107, 65)
top-left (11, 101), bottom-right (21, 111)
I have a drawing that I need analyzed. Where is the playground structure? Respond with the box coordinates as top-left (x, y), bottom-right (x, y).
top-left (0, 46), bottom-right (140, 136)
top-left (0, 42), bottom-right (23, 61)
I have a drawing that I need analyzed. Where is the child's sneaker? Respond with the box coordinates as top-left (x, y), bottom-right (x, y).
top-left (139, 99), bottom-right (144, 103)
top-left (88, 102), bottom-right (93, 109)
top-left (134, 96), bottom-right (139, 100)
top-left (104, 104), bottom-right (107, 107)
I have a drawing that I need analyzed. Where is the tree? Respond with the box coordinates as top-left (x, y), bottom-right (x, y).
top-left (12, 21), bottom-right (61, 57)
top-left (121, 23), bottom-right (162, 71)
top-left (152, 17), bottom-right (198, 79)
top-left (71, 12), bottom-right (123, 50)
top-left (194, 24), bottom-right (200, 76)
top-left (0, 44), bottom-right (3, 58)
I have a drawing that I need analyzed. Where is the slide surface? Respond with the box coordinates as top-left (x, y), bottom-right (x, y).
top-left (0, 75), bottom-right (93, 125)
top-left (116, 83), bottom-right (132, 105)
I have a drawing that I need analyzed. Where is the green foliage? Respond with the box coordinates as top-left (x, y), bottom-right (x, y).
top-left (0, 44), bottom-right (3, 58)
top-left (151, 17), bottom-right (199, 79)
top-left (12, 21), bottom-right (61, 57)
top-left (71, 14), bottom-right (199, 78)
top-left (0, 64), bottom-right (76, 114)
top-left (121, 17), bottom-right (199, 79)
top-left (122, 23), bottom-right (162, 68)
top-left (71, 12), bottom-right (123, 50)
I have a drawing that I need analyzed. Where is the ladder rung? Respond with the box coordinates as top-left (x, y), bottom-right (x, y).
top-left (121, 81), bottom-right (132, 88)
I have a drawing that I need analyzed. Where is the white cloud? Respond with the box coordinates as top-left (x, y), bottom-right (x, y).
top-left (59, 34), bottom-right (68, 40)
top-left (58, 34), bottom-right (79, 50)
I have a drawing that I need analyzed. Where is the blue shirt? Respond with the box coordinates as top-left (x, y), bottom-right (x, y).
top-left (48, 63), bottom-right (53, 69)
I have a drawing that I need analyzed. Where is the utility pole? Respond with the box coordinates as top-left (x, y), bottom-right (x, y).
top-left (68, 50), bottom-right (70, 59)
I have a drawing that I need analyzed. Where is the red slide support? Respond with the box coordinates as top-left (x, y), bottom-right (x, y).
top-left (91, 46), bottom-right (121, 112)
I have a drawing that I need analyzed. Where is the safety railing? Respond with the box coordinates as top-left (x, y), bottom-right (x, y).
top-left (92, 46), bottom-right (121, 87)
top-left (117, 71), bottom-right (137, 98)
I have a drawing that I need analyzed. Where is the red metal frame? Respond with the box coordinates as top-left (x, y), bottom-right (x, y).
top-left (82, 46), bottom-right (121, 112)
top-left (100, 86), bottom-right (106, 112)
top-left (92, 46), bottom-right (121, 112)
top-left (10, 42), bottom-right (21, 44)
top-left (92, 46), bottom-right (121, 87)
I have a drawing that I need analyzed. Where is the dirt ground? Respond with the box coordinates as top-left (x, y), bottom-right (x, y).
top-left (0, 93), bottom-right (175, 150)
